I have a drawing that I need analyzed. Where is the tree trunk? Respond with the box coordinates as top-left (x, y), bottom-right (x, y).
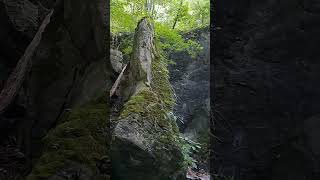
top-left (172, 0), bottom-right (183, 29)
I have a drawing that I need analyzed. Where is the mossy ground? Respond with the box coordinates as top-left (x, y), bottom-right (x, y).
top-left (27, 98), bottom-right (108, 180)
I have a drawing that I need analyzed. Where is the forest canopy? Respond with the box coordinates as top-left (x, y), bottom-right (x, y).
top-left (111, 0), bottom-right (210, 33)
top-left (111, 0), bottom-right (210, 57)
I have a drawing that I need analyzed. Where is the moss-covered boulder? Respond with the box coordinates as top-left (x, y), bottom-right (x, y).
top-left (111, 18), bottom-right (185, 180)
top-left (27, 97), bottom-right (109, 180)
top-left (28, 0), bottom-right (110, 139)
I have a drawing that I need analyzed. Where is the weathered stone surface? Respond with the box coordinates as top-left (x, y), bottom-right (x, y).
top-left (110, 49), bottom-right (124, 73)
top-left (112, 113), bottom-right (183, 180)
top-left (111, 18), bottom-right (184, 180)
top-left (129, 18), bottom-right (156, 88)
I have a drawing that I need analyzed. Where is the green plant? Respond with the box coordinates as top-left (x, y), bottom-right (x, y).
top-left (179, 136), bottom-right (202, 169)
top-left (154, 22), bottom-right (203, 58)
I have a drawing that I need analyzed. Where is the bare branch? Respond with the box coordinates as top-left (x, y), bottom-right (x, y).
top-left (0, 10), bottom-right (54, 115)
top-left (110, 64), bottom-right (128, 98)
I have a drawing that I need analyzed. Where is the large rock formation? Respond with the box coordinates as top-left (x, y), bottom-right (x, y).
top-left (128, 18), bottom-right (156, 92)
top-left (28, 0), bottom-right (109, 139)
top-left (26, 0), bottom-right (110, 178)
top-left (0, 0), bottom-right (110, 179)
top-left (213, 0), bottom-right (320, 179)
top-left (111, 18), bottom-right (185, 180)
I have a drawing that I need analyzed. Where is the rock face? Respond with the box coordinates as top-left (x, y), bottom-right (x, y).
top-left (28, 0), bottom-right (109, 139)
top-left (0, 0), bottom-right (110, 179)
top-left (2, 0), bottom-right (39, 39)
top-left (168, 28), bottom-right (210, 139)
top-left (111, 18), bottom-right (184, 180)
top-left (110, 49), bottom-right (124, 73)
top-left (0, 0), bottom-right (54, 81)
top-left (213, 0), bottom-right (320, 179)
top-left (129, 18), bottom-right (156, 88)
top-left (26, 0), bottom-right (109, 178)
top-left (0, 0), bottom-right (39, 85)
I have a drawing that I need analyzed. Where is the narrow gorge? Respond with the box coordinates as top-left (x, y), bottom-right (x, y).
top-left (0, 0), bottom-right (210, 179)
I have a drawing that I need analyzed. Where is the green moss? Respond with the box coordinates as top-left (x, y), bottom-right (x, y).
top-left (119, 52), bottom-right (175, 128)
top-left (120, 43), bottom-right (179, 129)
top-left (27, 98), bottom-right (108, 180)
top-left (120, 89), bottom-right (172, 129)
top-left (151, 55), bottom-right (175, 109)
top-left (120, 90), bottom-right (156, 117)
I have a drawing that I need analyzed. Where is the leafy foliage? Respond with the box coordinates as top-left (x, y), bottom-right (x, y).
top-left (111, 0), bottom-right (210, 33)
top-left (154, 22), bottom-right (203, 58)
top-left (179, 136), bottom-right (202, 168)
top-left (111, 0), bottom-right (209, 57)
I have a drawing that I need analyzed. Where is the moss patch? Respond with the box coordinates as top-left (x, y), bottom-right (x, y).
top-left (27, 98), bottom-right (108, 180)
top-left (120, 52), bottom-right (175, 129)
top-left (151, 54), bottom-right (175, 109)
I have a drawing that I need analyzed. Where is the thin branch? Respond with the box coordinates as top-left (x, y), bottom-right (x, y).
top-left (110, 64), bottom-right (128, 97)
top-left (0, 9), bottom-right (54, 115)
